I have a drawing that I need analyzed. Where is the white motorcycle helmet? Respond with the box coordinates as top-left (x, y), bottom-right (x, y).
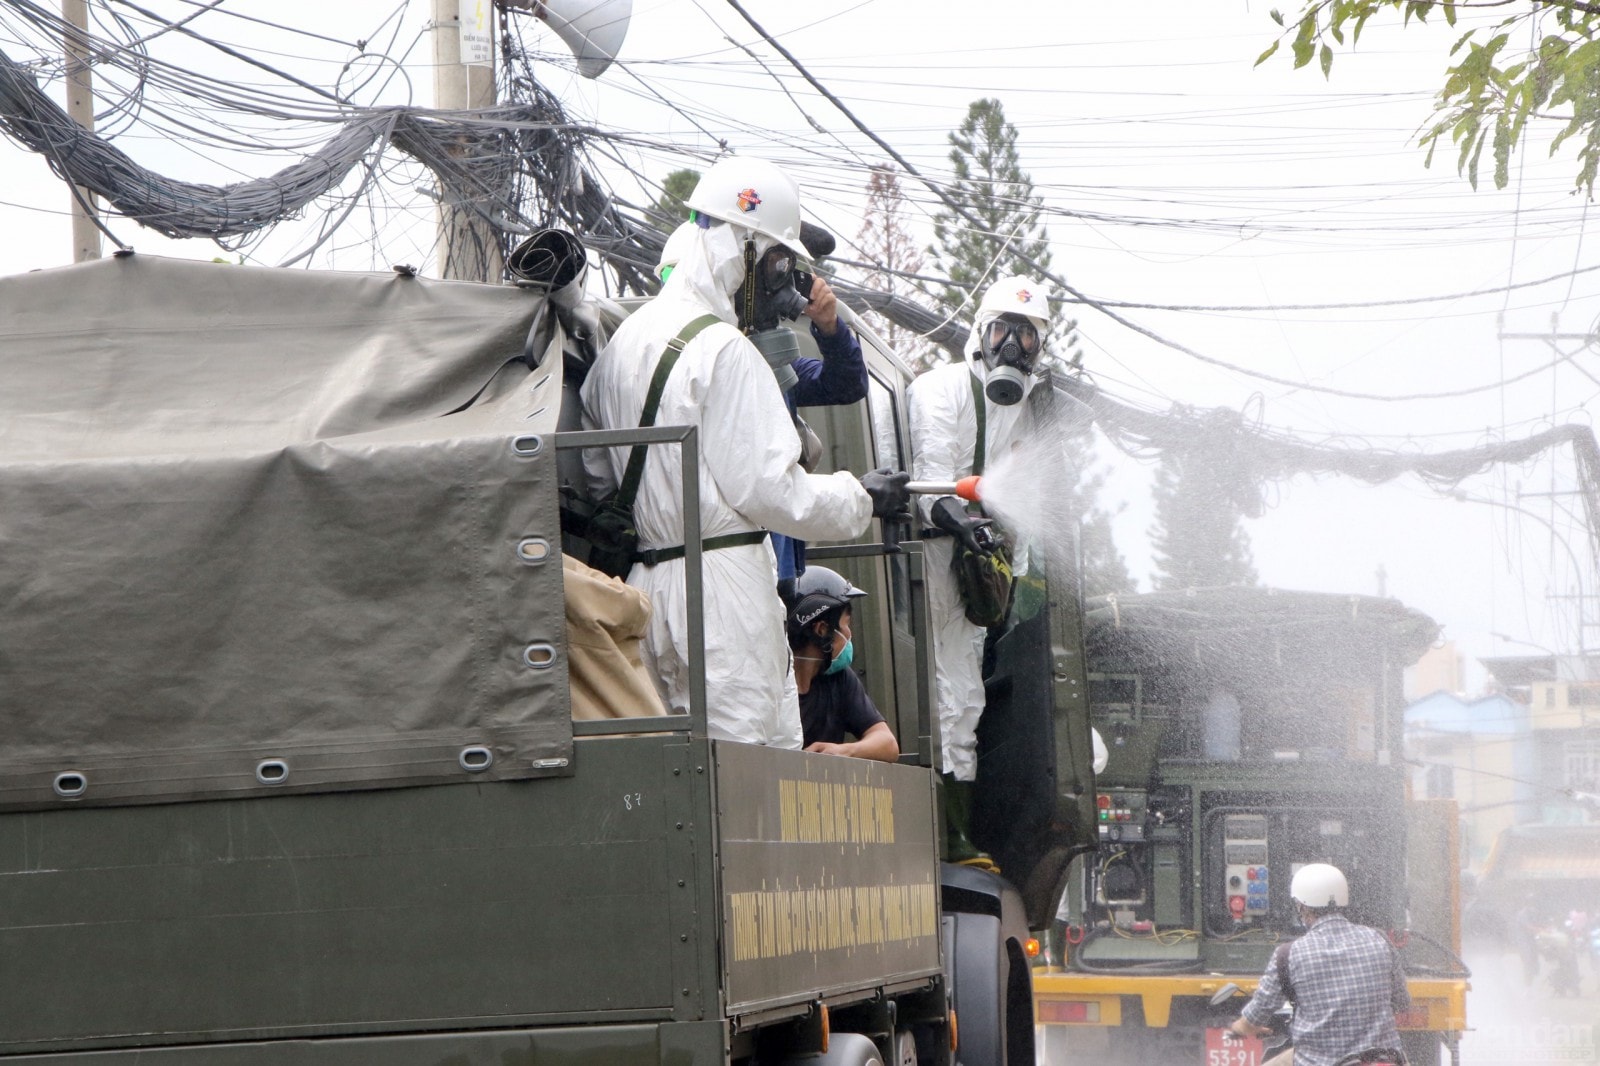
top-left (974, 275), bottom-right (1050, 406)
top-left (684, 156), bottom-right (804, 257)
top-left (1290, 863), bottom-right (1350, 910)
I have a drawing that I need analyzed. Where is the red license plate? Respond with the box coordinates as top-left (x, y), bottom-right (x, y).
top-left (1204, 1028), bottom-right (1265, 1066)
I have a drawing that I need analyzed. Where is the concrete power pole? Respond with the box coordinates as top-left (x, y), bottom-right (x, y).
top-left (431, 0), bottom-right (504, 282)
top-left (62, 0), bottom-right (101, 262)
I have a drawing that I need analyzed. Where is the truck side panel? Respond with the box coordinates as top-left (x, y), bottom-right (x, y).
top-left (0, 1023), bottom-right (727, 1066)
top-left (0, 736), bottom-right (707, 1055)
top-left (715, 741), bottom-right (943, 1016)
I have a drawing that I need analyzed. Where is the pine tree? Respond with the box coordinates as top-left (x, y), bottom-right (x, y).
top-left (1078, 466), bottom-right (1137, 598)
top-left (926, 98), bottom-right (1057, 353)
top-left (1148, 449), bottom-right (1259, 591)
top-left (856, 165), bottom-right (939, 372)
top-left (650, 168), bottom-right (700, 230)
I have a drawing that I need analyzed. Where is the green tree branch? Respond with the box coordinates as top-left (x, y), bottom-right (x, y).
top-left (1265, 0), bottom-right (1600, 192)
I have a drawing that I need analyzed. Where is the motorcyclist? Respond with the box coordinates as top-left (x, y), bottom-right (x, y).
top-left (580, 156), bottom-right (909, 747)
top-left (1229, 863), bottom-right (1410, 1066)
top-left (906, 274), bottom-right (1051, 869)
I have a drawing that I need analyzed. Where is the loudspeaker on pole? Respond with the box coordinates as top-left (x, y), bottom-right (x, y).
top-left (533, 0), bottom-right (632, 79)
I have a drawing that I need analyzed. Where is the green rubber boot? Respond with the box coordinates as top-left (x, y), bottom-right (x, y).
top-left (942, 774), bottom-right (999, 873)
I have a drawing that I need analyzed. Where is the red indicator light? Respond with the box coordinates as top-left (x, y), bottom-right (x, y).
top-left (1037, 1000), bottom-right (1100, 1024)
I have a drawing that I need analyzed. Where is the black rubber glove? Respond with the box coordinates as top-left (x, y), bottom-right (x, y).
top-left (930, 495), bottom-right (994, 555)
top-left (859, 467), bottom-right (911, 520)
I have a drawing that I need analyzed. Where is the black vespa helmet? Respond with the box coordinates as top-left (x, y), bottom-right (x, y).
top-left (785, 566), bottom-right (867, 646)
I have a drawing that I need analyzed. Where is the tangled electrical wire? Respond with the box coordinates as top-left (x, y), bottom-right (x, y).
top-left (0, 46), bottom-right (394, 239)
top-left (3, 0), bottom-right (1599, 563)
top-left (1057, 370), bottom-right (1600, 567)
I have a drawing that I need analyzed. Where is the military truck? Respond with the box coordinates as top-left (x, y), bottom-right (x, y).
top-left (0, 249), bottom-right (1099, 1065)
top-left (1032, 587), bottom-right (1471, 1066)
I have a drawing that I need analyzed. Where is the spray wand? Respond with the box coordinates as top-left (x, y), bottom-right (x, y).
top-left (905, 475), bottom-right (983, 501)
top-left (879, 475), bottom-right (993, 555)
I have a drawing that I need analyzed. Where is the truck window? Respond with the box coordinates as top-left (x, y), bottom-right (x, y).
top-left (867, 371), bottom-right (903, 471)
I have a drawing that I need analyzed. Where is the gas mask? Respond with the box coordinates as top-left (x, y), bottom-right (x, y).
top-left (739, 241), bottom-right (815, 393)
top-left (979, 314), bottom-right (1043, 406)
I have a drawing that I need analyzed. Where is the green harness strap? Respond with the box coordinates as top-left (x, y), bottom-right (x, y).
top-left (615, 312), bottom-right (722, 510)
top-left (633, 530), bottom-right (769, 568)
top-left (969, 372), bottom-right (987, 510)
top-left (624, 312), bottom-right (769, 567)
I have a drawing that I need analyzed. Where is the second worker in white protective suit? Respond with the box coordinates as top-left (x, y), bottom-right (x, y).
top-left (908, 275), bottom-right (1055, 868)
top-left (580, 156), bottom-right (909, 746)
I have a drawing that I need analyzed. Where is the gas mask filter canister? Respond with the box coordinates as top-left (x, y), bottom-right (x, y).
top-left (748, 326), bottom-right (802, 393)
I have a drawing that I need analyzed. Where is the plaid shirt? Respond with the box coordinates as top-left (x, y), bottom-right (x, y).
top-left (1242, 915), bottom-right (1410, 1066)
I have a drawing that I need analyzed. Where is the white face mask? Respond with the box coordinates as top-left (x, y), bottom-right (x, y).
top-left (697, 223), bottom-right (775, 303)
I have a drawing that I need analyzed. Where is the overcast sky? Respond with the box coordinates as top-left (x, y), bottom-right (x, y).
top-left (2, 0), bottom-right (1595, 688)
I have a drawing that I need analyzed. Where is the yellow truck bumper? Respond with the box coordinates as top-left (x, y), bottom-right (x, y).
top-left (1032, 968), bottom-right (1468, 1032)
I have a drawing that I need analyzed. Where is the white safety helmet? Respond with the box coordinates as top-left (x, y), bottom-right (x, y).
top-left (977, 274), bottom-right (1050, 333)
top-left (1290, 863), bottom-right (1349, 910)
top-left (684, 157), bottom-right (804, 256)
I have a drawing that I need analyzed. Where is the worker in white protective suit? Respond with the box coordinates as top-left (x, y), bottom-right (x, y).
top-left (908, 275), bottom-right (1057, 869)
top-left (580, 156), bottom-right (910, 746)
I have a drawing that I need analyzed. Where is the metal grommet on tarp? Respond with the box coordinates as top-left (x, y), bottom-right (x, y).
top-left (522, 642), bottom-right (557, 669)
top-left (515, 537), bottom-right (551, 564)
top-left (511, 434), bottom-right (543, 457)
top-left (255, 759), bottom-right (289, 785)
top-left (459, 746), bottom-right (494, 773)
top-left (53, 771), bottom-right (88, 798)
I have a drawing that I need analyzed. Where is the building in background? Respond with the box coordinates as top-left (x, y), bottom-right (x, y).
top-left (1481, 653), bottom-right (1600, 822)
top-left (1405, 641), bottom-right (1465, 701)
top-left (1403, 690), bottom-right (1532, 871)
top-left (1405, 649), bottom-right (1600, 874)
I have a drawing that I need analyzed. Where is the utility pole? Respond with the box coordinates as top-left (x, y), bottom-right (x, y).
top-left (1497, 314), bottom-right (1600, 657)
top-left (431, 0), bottom-right (504, 282)
top-left (62, 0), bottom-right (100, 262)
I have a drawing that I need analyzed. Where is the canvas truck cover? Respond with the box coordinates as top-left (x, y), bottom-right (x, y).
top-left (0, 254), bottom-right (571, 809)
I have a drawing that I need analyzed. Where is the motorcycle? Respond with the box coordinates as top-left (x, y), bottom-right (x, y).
top-left (1207, 982), bottom-right (1406, 1066)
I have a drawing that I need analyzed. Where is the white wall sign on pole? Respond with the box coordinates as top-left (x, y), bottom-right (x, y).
top-left (460, 0), bottom-right (493, 66)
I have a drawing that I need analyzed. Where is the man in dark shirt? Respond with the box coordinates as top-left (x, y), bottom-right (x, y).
top-left (785, 566), bottom-right (898, 763)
